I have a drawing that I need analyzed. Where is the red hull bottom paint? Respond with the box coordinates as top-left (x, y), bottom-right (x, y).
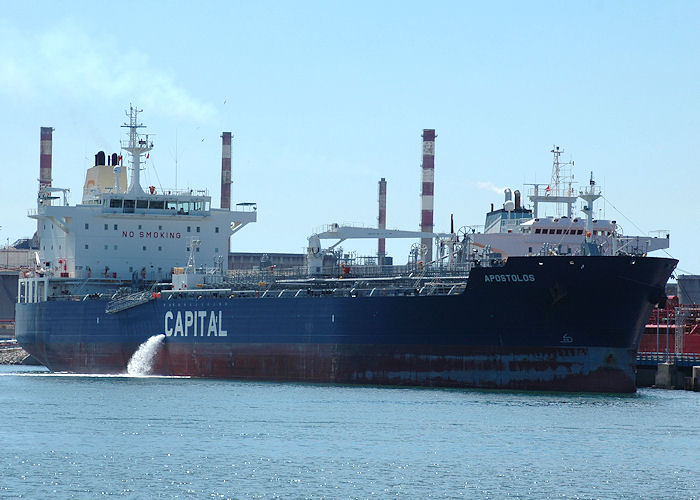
top-left (42, 343), bottom-right (637, 393)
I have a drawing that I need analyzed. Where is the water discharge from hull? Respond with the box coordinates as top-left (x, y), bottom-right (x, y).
top-left (127, 334), bottom-right (166, 376)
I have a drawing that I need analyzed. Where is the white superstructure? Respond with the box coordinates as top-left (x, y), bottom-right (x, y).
top-left (467, 146), bottom-right (670, 258)
top-left (28, 107), bottom-right (256, 283)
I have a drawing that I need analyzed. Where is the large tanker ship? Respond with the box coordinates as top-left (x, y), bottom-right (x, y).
top-left (15, 109), bottom-right (676, 392)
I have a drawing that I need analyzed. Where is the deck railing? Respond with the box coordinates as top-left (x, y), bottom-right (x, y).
top-left (636, 352), bottom-right (700, 367)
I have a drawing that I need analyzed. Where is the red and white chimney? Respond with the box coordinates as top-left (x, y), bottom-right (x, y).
top-left (420, 129), bottom-right (436, 262)
top-left (40, 127), bottom-right (54, 205)
top-left (221, 132), bottom-right (232, 210)
top-left (377, 177), bottom-right (387, 265)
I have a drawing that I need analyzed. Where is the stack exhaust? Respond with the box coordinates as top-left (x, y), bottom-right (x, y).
top-left (377, 178), bottom-right (387, 265)
top-left (40, 127), bottom-right (54, 205)
top-left (221, 132), bottom-right (232, 210)
top-left (420, 129), bottom-right (436, 262)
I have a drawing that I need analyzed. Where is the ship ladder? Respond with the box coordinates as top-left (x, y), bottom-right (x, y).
top-left (105, 291), bottom-right (156, 314)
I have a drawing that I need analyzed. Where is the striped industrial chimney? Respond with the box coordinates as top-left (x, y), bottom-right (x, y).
top-left (220, 132), bottom-right (232, 210)
top-left (40, 127), bottom-right (54, 205)
top-left (420, 129), bottom-right (436, 262)
top-left (377, 177), bottom-right (387, 265)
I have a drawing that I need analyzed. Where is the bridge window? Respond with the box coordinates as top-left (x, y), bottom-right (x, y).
top-left (556, 229), bottom-right (562, 234)
top-left (85, 223), bottom-right (89, 230)
top-left (150, 200), bottom-right (165, 210)
top-left (114, 224), bottom-right (118, 230)
top-left (187, 226), bottom-right (191, 232)
top-left (196, 226), bottom-right (200, 233)
top-left (104, 224), bottom-right (108, 230)
top-left (215, 227), bottom-right (219, 233)
top-left (136, 200), bottom-right (148, 209)
top-left (124, 200), bottom-right (135, 212)
top-left (110, 199), bottom-right (123, 208)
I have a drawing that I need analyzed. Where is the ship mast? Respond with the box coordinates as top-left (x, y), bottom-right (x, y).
top-left (549, 145), bottom-right (575, 217)
top-left (580, 171), bottom-right (602, 243)
top-left (527, 145), bottom-right (578, 218)
top-left (121, 105), bottom-right (153, 195)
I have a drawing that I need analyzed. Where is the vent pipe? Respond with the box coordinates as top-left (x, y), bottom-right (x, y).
top-left (377, 178), bottom-right (387, 265)
top-left (420, 129), bottom-right (436, 262)
top-left (221, 132), bottom-right (232, 210)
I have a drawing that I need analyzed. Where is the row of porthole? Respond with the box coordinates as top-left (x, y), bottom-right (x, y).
top-left (84, 223), bottom-right (216, 233)
top-left (79, 244), bottom-right (219, 253)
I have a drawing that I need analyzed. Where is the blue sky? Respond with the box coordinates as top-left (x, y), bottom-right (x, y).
top-left (1, 1), bottom-right (698, 274)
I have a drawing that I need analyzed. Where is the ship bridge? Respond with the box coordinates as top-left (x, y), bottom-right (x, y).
top-left (101, 190), bottom-right (213, 215)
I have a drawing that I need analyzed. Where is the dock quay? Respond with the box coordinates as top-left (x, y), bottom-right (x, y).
top-left (636, 353), bottom-right (700, 391)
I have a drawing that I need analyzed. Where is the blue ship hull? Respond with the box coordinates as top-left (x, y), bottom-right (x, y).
top-left (16, 256), bottom-right (676, 392)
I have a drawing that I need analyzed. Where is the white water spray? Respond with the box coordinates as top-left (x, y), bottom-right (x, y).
top-left (127, 334), bottom-right (165, 375)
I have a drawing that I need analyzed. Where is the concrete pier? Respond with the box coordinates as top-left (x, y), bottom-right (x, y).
top-left (654, 362), bottom-right (680, 389)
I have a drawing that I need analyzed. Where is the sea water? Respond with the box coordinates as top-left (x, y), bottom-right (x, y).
top-left (0, 365), bottom-right (698, 499)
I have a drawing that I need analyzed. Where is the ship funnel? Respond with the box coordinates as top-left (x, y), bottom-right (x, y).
top-left (95, 151), bottom-right (106, 166)
top-left (514, 190), bottom-right (521, 210)
top-left (221, 132), bottom-right (232, 210)
top-left (503, 188), bottom-right (514, 212)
